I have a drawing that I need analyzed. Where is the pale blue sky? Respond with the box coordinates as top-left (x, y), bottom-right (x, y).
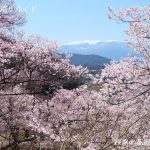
top-left (16, 0), bottom-right (149, 44)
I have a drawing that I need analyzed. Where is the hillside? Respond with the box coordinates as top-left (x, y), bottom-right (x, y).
top-left (70, 53), bottom-right (110, 74)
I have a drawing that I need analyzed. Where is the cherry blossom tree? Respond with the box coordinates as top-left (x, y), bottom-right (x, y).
top-left (0, 35), bottom-right (88, 149)
top-left (105, 4), bottom-right (150, 112)
top-left (0, 0), bottom-right (26, 40)
top-left (0, 0), bottom-right (89, 149)
top-left (98, 4), bottom-right (150, 149)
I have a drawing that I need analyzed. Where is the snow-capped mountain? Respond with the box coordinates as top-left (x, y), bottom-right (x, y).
top-left (60, 40), bottom-right (135, 60)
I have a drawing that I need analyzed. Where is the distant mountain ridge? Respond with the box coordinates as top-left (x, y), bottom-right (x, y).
top-left (60, 40), bottom-right (135, 60)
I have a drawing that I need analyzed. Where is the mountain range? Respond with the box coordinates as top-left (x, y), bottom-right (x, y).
top-left (60, 40), bottom-right (135, 60)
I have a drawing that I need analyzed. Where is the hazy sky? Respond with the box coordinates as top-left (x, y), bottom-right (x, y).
top-left (16, 0), bottom-right (149, 44)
